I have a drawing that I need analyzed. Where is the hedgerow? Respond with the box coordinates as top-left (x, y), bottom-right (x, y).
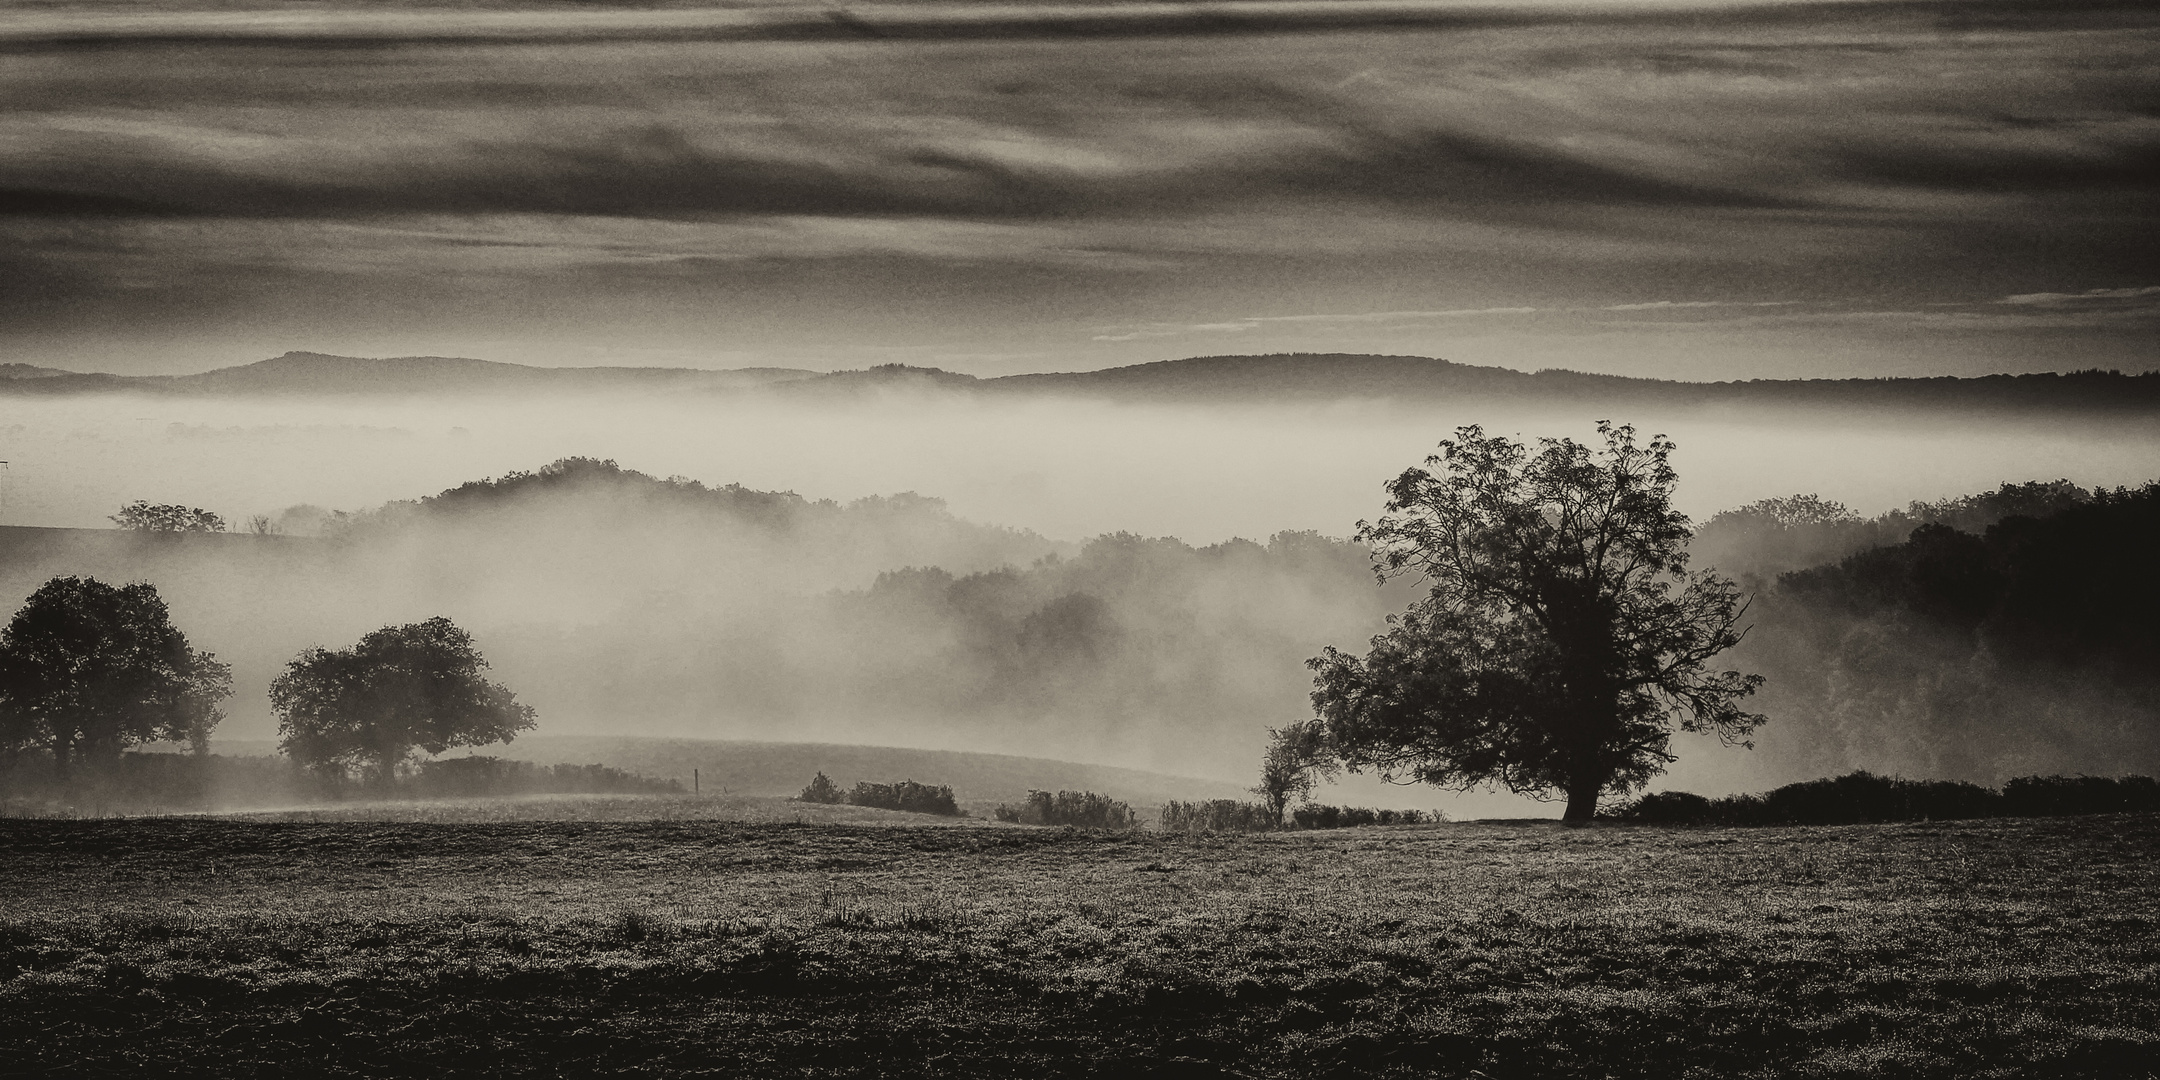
top-left (847, 779), bottom-right (962, 816)
top-left (1290, 805), bottom-right (1434, 829)
top-left (1157, 799), bottom-right (1278, 833)
top-left (1605, 770), bottom-right (2160, 826)
top-left (994, 789), bottom-right (1137, 829)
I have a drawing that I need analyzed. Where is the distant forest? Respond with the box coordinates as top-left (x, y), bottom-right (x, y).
top-left (1706, 481), bottom-right (2160, 782)
top-left (0, 457), bottom-right (2155, 788)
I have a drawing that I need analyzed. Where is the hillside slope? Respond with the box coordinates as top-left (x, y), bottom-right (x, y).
top-left (208, 735), bottom-right (1253, 808)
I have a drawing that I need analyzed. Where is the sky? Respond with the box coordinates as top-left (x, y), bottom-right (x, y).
top-left (2, 0), bottom-right (2157, 379)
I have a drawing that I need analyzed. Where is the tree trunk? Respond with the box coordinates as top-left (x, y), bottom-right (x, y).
top-left (1561, 782), bottom-right (1600, 825)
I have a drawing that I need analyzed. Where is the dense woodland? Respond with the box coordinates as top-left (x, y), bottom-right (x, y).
top-left (1713, 481), bottom-right (2160, 782)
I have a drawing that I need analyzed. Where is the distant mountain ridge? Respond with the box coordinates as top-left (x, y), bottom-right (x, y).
top-left (5, 350), bottom-right (2156, 414)
top-left (0, 351), bottom-right (820, 395)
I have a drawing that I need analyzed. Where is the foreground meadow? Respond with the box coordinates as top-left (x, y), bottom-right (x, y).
top-left (3, 811), bottom-right (2156, 1077)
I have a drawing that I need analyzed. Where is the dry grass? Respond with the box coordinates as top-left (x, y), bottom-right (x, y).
top-left (3, 814), bottom-right (2156, 1077)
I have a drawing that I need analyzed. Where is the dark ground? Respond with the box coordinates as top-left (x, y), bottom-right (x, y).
top-left (3, 812), bottom-right (2157, 1077)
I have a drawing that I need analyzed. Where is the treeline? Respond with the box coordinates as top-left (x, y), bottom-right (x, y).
top-left (1715, 481), bottom-right (2160, 783)
top-left (1688, 479), bottom-right (2100, 586)
top-left (1605, 771), bottom-right (2160, 827)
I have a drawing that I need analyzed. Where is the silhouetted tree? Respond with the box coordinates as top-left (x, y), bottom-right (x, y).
top-left (0, 576), bottom-right (232, 776)
top-left (111, 501), bottom-right (225, 533)
top-left (1252, 720), bottom-right (1335, 824)
top-left (1308, 423), bottom-right (1763, 823)
top-left (271, 617), bottom-right (535, 788)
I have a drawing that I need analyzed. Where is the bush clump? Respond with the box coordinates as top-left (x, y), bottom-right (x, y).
top-left (1157, 799), bottom-right (1279, 833)
top-left (1291, 804), bottom-right (1434, 829)
top-left (796, 772), bottom-right (845, 804)
top-left (848, 779), bottom-right (961, 817)
top-left (993, 789), bottom-right (1137, 829)
top-left (1604, 770), bottom-right (2160, 826)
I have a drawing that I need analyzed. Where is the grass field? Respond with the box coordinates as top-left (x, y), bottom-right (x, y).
top-left (3, 810), bottom-right (2156, 1077)
top-left (209, 793), bottom-right (1013, 827)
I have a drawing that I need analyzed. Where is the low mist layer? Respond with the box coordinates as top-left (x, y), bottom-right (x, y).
top-left (4, 387), bottom-right (2156, 542)
top-left (2, 391), bottom-right (2155, 812)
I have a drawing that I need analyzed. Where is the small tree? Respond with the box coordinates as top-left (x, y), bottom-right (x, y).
top-left (1308, 423), bottom-right (1763, 823)
top-left (271, 617), bottom-right (535, 788)
top-left (1252, 720), bottom-right (1336, 825)
top-left (798, 771), bottom-right (844, 803)
top-left (0, 576), bottom-right (232, 776)
top-left (112, 502), bottom-right (226, 533)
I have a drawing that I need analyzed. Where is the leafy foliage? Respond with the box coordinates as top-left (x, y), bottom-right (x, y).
top-left (1251, 720), bottom-right (1335, 825)
top-left (1310, 422), bottom-right (1762, 820)
top-left (993, 789), bottom-right (1137, 829)
top-left (0, 577), bottom-right (230, 770)
top-left (109, 501), bottom-right (226, 533)
top-left (271, 617), bottom-right (535, 785)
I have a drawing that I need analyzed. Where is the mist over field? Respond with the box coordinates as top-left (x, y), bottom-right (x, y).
top-left (5, 386), bottom-right (2156, 541)
top-left (3, 374), bottom-right (2155, 817)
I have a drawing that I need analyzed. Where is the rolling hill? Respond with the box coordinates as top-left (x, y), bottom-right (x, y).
top-left (0, 351), bottom-right (819, 396)
top-left (3, 350), bottom-right (2154, 415)
top-left (207, 735), bottom-right (1254, 810)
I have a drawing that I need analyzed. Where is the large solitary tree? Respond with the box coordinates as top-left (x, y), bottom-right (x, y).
top-left (1307, 422), bottom-right (1763, 823)
top-left (272, 617), bottom-right (536, 788)
top-left (0, 576), bottom-right (233, 774)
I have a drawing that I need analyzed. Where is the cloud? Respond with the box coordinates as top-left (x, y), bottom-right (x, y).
top-left (1996, 286), bottom-right (2160, 308)
top-left (1091, 306), bottom-right (1541, 340)
top-left (3, 0), bottom-right (2157, 375)
top-left (1601, 301), bottom-right (1801, 311)
top-left (0, 1), bottom-right (1942, 50)
top-left (1249, 308), bottom-right (1542, 324)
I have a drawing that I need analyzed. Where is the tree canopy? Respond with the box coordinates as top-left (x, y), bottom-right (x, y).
top-left (111, 502), bottom-right (226, 533)
top-left (0, 576), bottom-right (232, 772)
top-left (271, 617), bottom-right (536, 786)
top-left (1307, 422), bottom-right (1762, 822)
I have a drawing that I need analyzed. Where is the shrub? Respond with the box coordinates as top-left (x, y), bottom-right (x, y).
top-left (797, 772), bottom-right (845, 804)
top-left (1612, 790), bottom-right (1714, 825)
top-left (848, 779), bottom-right (961, 816)
top-left (1157, 799), bottom-right (1278, 833)
top-left (993, 789), bottom-right (1137, 829)
top-left (1290, 804), bottom-right (1433, 829)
